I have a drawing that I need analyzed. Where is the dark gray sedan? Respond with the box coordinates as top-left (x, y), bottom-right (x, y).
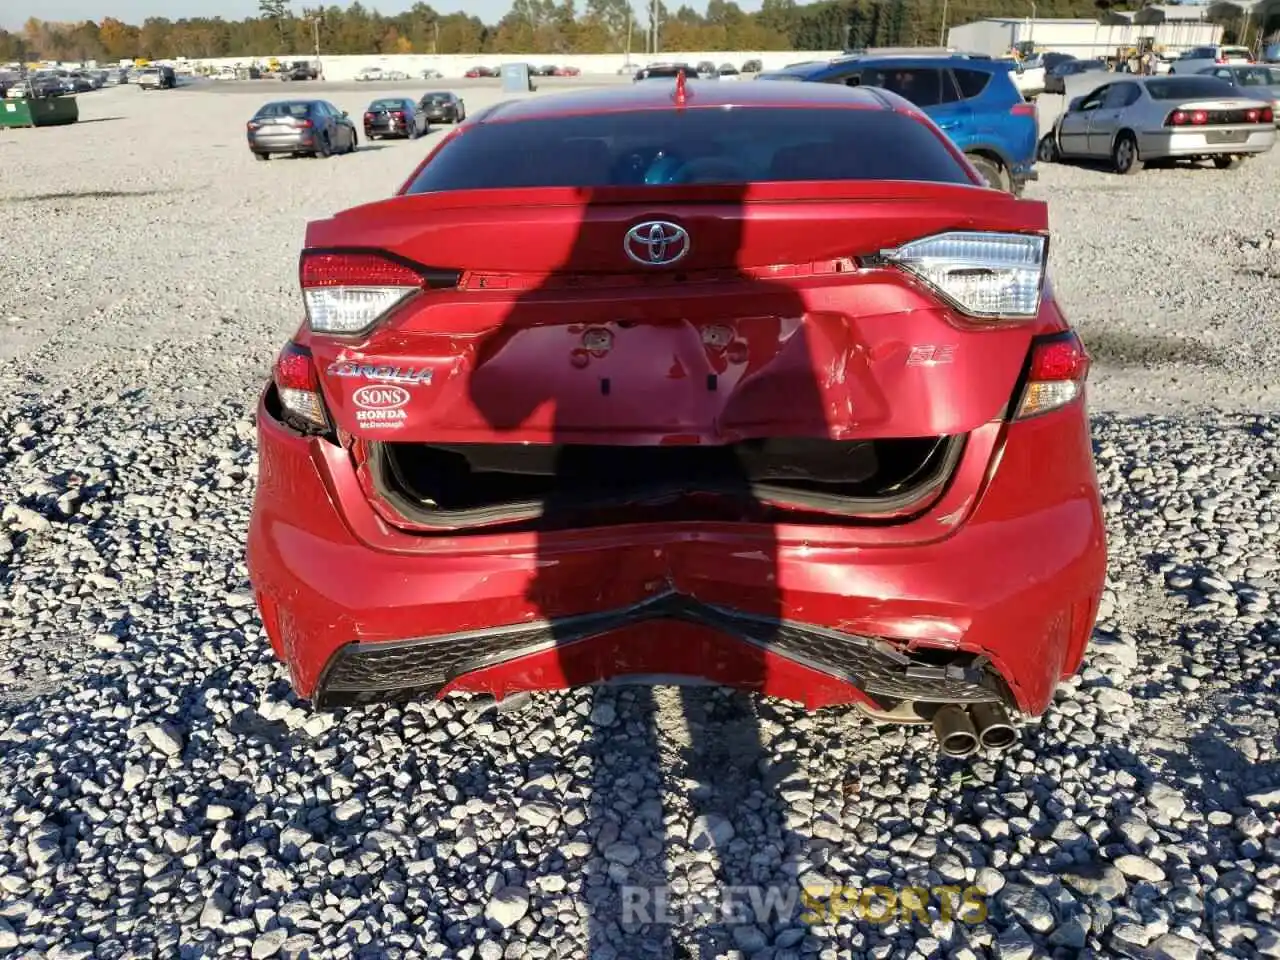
top-left (247, 100), bottom-right (358, 160)
top-left (363, 98), bottom-right (428, 139)
top-left (418, 91), bottom-right (466, 124)
top-left (1196, 64), bottom-right (1280, 122)
top-left (1044, 58), bottom-right (1108, 96)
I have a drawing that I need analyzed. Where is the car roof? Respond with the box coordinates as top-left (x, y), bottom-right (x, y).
top-left (773, 54), bottom-right (1008, 78)
top-left (475, 80), bottom-right (896, 123)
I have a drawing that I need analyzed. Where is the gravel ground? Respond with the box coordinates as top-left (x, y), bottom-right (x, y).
top-left (0, 81), bottom-right (1277, 960)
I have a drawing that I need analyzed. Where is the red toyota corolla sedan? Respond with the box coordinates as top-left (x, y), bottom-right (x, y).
top-left (247, 78), bottom-right (1107, 757)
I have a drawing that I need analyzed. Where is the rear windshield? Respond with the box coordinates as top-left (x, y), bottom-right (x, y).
top-left (1222, 47), bottom-right (1252, 57)
top-left (1146, 77), bottom-right (1237, 100)
top-left (255, 101), bottom-right (312, 118)
top-left (405, 107), bottom-right (970, 192)
top-left (369, 99), bottom-right (406, 110)
top-left (421, 93), bottom-right (451, 102)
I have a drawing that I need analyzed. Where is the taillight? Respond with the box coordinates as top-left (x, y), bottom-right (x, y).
top-left (877, 231), bottom-right (1047, 319)
top-left (246, 120), bottom-right (260, 130)
top-left (299, 118), bottom-right (313, 128)
top-left (1011, 102), bottom-right (1036, 118)
top-left (392, 111), bottom-right (405, 119)
top-left (1167, 109), bottom-right (1209, 126)
top-left (364, 111), bottom-right (374, 119)
top-left (299, 250), bottom-right (459, 335)
top-left (1254, 106), bottom-right (1274, 123)
top-left (273, 342), bottom-right (327, 428)
top-left (1014, 331), bottom-right (1090, 419)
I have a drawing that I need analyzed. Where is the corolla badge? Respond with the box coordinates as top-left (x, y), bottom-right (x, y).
top-left (624, 220), bottom-right (690, 266)
top-left (327, 360), bottom-right (433, 386)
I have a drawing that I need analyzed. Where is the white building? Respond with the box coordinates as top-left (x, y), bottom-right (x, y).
top-left (947, 16), bottom-right (1223, 59)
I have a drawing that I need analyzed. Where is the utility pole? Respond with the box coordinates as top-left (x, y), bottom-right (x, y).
top-left (625, 5), bottom-right (632, 65)
top-left (299, 5), bottom-right (322, 70)
top-left (939, 0), bottom-right (948, 46)
top-left (650, 0), bottom-right (660, 54)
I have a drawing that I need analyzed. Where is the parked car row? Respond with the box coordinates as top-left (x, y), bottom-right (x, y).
top-left (462, 64), bottom-right (582, 78)
top-left (633, 61), bottom-right (744, 82)
top-left (356, 66), bottom-right (411, 82)
top-left (742, 49), bottom-right (1272, 188)
top-left (247, 90), bottom-right (465, 160)
top-left (3, 67), bottom-right (127, 98)
top-left (1168, 44), bottom-right (1254, 74)
top-left (631, 60), bottom-right (757, 81)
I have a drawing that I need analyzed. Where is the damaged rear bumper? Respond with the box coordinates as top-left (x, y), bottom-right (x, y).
top-left (247, 391), bottom-right (1106, 717)
top-left (313, 591), bottom-right (1011, 710)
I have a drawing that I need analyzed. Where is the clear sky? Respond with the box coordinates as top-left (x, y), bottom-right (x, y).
top-left (1, 0), bottom-right (752, 31)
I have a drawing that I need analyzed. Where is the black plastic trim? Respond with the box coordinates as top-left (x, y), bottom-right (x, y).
top-left (312, 590), bottom-right (1011, 710)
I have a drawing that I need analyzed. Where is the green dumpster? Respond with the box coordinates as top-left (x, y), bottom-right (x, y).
top-left (0, 95), bottom-right (79, 129)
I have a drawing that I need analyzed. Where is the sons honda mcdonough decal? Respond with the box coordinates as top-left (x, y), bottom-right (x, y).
top-left (354, 410), bottom-right (406, 428)
top-left (352, 385), bottom-right (410, 410)
top-left (351, 385), bottom-right (411, 429)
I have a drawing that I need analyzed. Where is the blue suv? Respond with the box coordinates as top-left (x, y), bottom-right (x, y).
top-left (757, 55), bottom-right (1039, 194)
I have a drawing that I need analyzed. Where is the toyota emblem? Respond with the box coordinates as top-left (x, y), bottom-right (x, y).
top-left (624, 220), bottom-right (690, 266)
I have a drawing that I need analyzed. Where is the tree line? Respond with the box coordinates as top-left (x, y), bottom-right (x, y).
top-left (1, 0), bottom-right (1180, 63)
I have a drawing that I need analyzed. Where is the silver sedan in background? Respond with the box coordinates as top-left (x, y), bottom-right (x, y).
top-left (1039, 74), bottom-right (1275, 173)
top-left (1195, 64), bottom-right (1280, 123)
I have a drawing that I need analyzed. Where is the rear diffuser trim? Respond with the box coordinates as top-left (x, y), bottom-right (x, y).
top-left (313, 590), bottom-right (1005, 709)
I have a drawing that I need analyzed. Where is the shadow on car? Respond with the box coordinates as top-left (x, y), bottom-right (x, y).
top-left (462, 176), bottom-right (818, 960)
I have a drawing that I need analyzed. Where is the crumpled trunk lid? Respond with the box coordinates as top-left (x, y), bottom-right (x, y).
top-left (302, 181), bottom-right (1049, 445)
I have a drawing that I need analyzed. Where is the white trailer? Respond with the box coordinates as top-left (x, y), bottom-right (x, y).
top-left (947, 17), bottom-right (1223, 60)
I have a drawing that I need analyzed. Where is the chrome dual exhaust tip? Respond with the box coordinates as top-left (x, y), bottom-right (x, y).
top-left (970, 702), bottom-right (1018, 751)
top-left (932, 702), bottom-right (1018, 757)
top-left (932, 704), bottom-right (981, 758)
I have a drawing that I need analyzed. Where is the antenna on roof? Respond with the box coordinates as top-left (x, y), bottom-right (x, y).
top-left (673, 68), bottom-right (688, 106)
